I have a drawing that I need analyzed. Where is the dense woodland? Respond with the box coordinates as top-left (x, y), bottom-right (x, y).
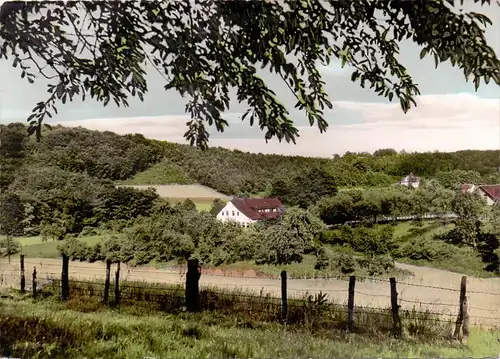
top-left (0, 123), bottom-right (499, 275)
top-left (3, 123), bottom-right (500, 194)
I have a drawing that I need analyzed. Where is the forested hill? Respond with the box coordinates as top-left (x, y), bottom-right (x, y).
top-left (1, 122), bottom-right (500, 195)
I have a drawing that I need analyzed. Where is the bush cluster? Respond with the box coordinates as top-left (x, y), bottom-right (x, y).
top-left (59, 206), bottom-right (325, 267)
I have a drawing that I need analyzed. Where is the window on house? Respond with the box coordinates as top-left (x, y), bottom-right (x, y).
top-left (232, 211), bottom-right (235, 216)
top-left (237, 211), bottom-right (239, 216)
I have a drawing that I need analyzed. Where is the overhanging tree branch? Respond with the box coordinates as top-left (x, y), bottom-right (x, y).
top-left (1, 0), bottom-right (499, 148)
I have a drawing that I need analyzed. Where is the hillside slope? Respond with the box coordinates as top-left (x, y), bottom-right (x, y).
top-left (2, 123), bottom-right (500, 197)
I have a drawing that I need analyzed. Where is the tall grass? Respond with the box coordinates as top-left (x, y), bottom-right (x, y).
top-left (39, 278), bottom-right (453, 339)
top-left (1, 297), bottom-right (497, 359)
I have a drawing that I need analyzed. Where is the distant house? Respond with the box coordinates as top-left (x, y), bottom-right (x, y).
top-left (396, 173), bottom-right (420, 188)
top-left (216, 197), bottom-right (285, 227)
top-left (474, 185), bottom-right (500, 206)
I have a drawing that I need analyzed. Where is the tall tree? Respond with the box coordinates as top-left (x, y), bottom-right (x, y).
top-left (0, 192), bottom-right (25, 262)
top-left (449, 192), bottom-right (486, 247)
top-left (1, 1), bottom-right (498, 148)
top-left (209, 198), bottom-right (226, 217)
top-left (271, 167), bottom-right (337, 208)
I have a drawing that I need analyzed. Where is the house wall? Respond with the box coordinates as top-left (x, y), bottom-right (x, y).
top-left (476, 189), bottom-right (495, 206)
top-left (216, 201), bottom-right (255, 226)
top-left (410, 181), bottom-right (420, 189)
top-left (466, 185), bottom-right (477, 193)
top-left (399, 177), bottom-right (420, 188)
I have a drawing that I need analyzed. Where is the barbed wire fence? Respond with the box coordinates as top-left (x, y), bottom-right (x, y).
top-left (2, 255), bottom-right (500, 341)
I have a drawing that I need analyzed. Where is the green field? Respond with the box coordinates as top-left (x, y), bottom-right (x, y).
top-left (167, 198), bottom-right (215, 212)
top-left (193, 202), bottom-right (213, 212)
top-left (1, 298), bottom-right (498, 359)
top-left (116, 184), bottom-right (229, 212)
top-left (117, 160), bottom-right (195, 185)
top-left (15, 235), bottom-right (106, 259)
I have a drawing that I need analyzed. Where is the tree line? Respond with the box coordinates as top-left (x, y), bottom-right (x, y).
top-left (2, 124), bottom-right (499, 196)
top-left (58, 205), bottom-right (325, 268)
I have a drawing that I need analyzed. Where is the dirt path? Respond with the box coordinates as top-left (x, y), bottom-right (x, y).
top-left (1, 258), bottom-right (499, 327)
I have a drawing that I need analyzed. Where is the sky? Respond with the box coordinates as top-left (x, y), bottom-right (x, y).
top-left (1, 2), bottom-right (499, 157)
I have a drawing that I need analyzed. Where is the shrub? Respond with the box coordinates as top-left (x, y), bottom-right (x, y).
top-left (347, 226), bottom-right (398, 257)
top-left (57, 237), bottom-right (89, 261)
top-left (336, 252), bottom-right (357, 274)
top-left (0, 237), bottom-right (21, 257)
top-left (366, 255), bottom-right (394, 276)
top-left (395, 238), bottom-right (452, 262)
top-left (79, 226), bottom-right (100, 237)
top-left (314, 248), bottom-right (330, 270)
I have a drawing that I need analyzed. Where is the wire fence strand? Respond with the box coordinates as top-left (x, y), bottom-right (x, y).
top-left (3, 263), bottom-right (500, 331)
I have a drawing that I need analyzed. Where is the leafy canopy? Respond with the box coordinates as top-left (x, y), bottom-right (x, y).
top-left (1, 0), bottom-right (499, 148)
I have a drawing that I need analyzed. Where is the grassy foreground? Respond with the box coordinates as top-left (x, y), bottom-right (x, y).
top-left (1, 297), bottom-right (499, 359)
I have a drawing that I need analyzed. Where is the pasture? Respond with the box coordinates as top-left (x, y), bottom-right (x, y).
top-left (118, 184), bottom-right (230, 211)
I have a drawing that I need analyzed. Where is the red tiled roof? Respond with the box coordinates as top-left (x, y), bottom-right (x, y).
top-left (231, 197), bottom-right (284, 220)
top-left (478, 185), bottom-right (500, 201)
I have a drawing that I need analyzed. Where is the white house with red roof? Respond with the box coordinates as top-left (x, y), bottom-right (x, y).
top-left (216, 197), bottom-right (285, 227)
top-left (474, 185), bottom-right (500, 206)
top-left (396, 173), bottom-right (420, 188)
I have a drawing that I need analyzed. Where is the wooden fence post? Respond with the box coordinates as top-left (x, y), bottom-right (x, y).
top-left (115, 262), bottom-right (121, 305)
top-left (452, 276), bottom-right (467, 341)
top-left (61, 254), bottom-right (69, 301)
top-left (20, 254), bottom-right (25, 293)
top-left (32, 267), bottom-right (37, 299)
top-left (281, 270), bottom-right (288, 323)
top-left (347, 276), bottom-right (356, 332)
top-left (103, 259), bottom-right (111, 303)
top-left (462, 296), bottom-right (469, 344)
top-left (185, 259), bottom-right (201, 312)
top-left (389, 277), bottom-right (402, 337)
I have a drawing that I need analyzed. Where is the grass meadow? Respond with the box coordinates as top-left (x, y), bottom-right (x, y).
top-left (116, 160), bottom-right (196, 185)
top-left (17, 235), bottom-right (105, 259)
top-left (0, 285), bottom-right (498, 359)
top-left (116, 184), bottom-right (230, 211)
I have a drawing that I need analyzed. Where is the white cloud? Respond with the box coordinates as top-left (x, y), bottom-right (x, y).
top-left (60, 116), bottom-right (190, 143)
top-left (57, 93), bottom-right (500, 157)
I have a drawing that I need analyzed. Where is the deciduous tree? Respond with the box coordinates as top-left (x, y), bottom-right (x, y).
top-left (0, 192), bottom-right (24, 262)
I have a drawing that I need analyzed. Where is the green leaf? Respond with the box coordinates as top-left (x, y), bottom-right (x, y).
top-left (419, 48), bottom-right (428, 59)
